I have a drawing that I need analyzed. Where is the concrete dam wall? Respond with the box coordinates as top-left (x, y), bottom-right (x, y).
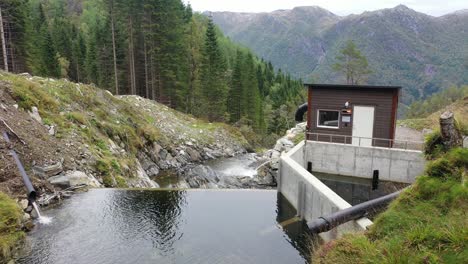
top-left (303, 141), bottom-right (426, 184)
top-left (278, 140), bottom-right (426, 240)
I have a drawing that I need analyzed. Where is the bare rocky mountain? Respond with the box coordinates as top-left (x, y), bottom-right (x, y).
top-left (210, 5), bottom-right (468, 104)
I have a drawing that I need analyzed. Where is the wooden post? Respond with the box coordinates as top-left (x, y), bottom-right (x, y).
top-left (440, 111), bottom-right (462, 149)
top-left (0, 7), bottom-right (8, 72)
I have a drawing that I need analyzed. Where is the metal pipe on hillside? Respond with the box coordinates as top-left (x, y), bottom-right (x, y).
top-left (295, 103), bottom-right (308, 122)
top-left (307, 190), bottom-right (402, 234)
top-left (2, 131), bottom-right (37, 202)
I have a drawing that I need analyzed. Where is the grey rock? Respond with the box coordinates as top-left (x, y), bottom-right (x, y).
top-left (22, 212), bottom-right (31, 221)
top-left (186, 147), bottom-right (201, 162)
top-left (48, 171), bottom-right (100, 188)
top-left (19, 199), bottom-right (29, 210)
top-left (127, 160), bottom-right (159, 188)
top-left (29, 106), bottom-right (43, 124)
top-left (464, 136), bottom-right (468, 148)
top-left (48, 125), bottom-right (55, 136)
top-left (33, 161), bottom-right (63, 179)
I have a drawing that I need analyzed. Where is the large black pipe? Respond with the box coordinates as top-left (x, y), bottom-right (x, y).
top-left (307, 190), bottom-right (402, 234)
top-left (2, 131), bottom-right (37, 202)
top-left (295, 103), bottom-right (308, 122)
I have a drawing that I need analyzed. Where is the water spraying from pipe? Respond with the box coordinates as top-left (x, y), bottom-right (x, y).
top-left (32, 202), bottom-right (52, 224)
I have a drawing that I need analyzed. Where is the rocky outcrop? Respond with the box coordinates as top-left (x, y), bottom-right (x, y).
top-left (126, 161), bottom-right (159, 188)
top-left (261, 122), bottom-right (306, 182)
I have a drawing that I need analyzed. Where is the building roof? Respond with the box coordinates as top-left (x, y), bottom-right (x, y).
top-left (304, 83), bottom-right (401, 90)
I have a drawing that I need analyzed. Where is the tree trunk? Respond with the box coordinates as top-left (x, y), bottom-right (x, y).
top-left (110, 3), bottom-right (119, 95)
top-left (440, 111), bottom-right (463, 149)
top-left (144, 40), bottom-right (149, 99)
top-left (0, 7), bottom-right (8, 72)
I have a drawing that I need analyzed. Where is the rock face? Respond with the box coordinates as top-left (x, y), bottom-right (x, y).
top-left (172, 163), bottom-right (276, 189)
top-left (262, 122), bottom-right (306, 182)
top-left (48, 171), bottom-right (101, 188)
top-left (126, 161), bottom-right (159, 188)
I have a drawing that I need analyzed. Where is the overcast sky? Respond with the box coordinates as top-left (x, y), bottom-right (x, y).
top-left (183, 0), bottom-right (467, 17)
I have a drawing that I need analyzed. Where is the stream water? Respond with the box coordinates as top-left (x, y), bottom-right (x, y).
top-left (17, 190), bottom-right (314, 264)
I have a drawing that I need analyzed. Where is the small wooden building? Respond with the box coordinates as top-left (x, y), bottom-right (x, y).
top-left (304, 84), bottom-right (401, 147)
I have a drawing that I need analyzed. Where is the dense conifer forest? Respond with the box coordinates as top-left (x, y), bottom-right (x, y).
top-left (0, 0), bottom-right (305, 144)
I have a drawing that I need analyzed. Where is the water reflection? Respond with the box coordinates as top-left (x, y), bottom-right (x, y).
top-left (17, 190), bottom-right (312, 264)
top-left (276, 193), bottom-right (318, 262)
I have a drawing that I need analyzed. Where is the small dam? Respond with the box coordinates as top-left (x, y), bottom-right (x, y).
top-left (278, 139), bottom-right (426, 241)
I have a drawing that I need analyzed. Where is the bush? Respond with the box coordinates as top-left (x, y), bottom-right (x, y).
top-left (95, 159), bottom-right (110, 175)
top-left (424, 130), bottom-right (444, 159)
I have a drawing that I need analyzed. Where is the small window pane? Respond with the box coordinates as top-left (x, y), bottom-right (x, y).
top-left (318, 110), bottom-right (339, 128)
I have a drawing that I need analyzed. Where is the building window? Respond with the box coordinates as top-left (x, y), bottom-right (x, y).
top-left (317, 110), bottom-right (340, 128)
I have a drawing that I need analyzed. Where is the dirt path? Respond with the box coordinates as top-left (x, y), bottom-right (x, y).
top-left (395, 126), bottom-right (424, 142)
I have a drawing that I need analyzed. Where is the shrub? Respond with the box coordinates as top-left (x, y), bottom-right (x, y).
top-left (102, 175), bottom-right (114, 187)
top-left (115, 176), bottom-right (128, 188)
top-left (95, 159), bottom-right (110, 175)
top-left (424, 130), bottom-right (443, 159)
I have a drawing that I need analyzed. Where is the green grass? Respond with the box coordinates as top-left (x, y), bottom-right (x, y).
top-left (0, 192), bottom-right (24, 261)
top-left (313, 148), bottom-right (468, 263)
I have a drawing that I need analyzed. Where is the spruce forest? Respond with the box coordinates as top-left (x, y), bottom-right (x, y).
top-left (0, 0), bottom-right (305, 145)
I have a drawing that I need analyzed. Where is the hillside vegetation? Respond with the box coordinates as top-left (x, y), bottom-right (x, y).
top-left (400, 85), bottom-right (468, 131)
top-left (0, 192), bottom-right (24, 261)
top-left (211, 5), bottom-right (468, 105)
top-left (0, 71), bottom-right (252, 195)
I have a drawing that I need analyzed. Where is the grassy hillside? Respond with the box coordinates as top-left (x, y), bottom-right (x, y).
top-left (211, 5), bottom-right (468, 105)
top-left (0, 71), bottom-right (250, 195)
top-left (314, 148), bottom-right (468, 263)
top-left (399, 96), bottom-right (468, 131)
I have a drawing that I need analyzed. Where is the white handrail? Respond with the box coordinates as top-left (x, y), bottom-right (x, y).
top-left (305, 132), bottom-right (424, 151)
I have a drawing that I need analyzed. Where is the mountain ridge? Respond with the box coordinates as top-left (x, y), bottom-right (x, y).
top-left (209, 5), bottom-right (468, 104)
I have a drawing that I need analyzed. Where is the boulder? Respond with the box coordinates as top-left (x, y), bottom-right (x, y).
top-left (29, 106), bottom-right (43, 124)
top-left (48, 171), bottom-right (100, 188)
top-left (464, 136), bottom-right (468, 148)
top-left (33, 161), bottom-right (63, 179)
top-left (186, 147), bottom-right (201, 162)
top-left (19, 199), bottom-right (29, 210)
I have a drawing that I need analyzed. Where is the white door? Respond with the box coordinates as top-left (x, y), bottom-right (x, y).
top-left (352, 106), bottom-right (375, 146)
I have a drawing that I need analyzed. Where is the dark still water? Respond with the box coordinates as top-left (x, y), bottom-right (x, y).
top-left (17, 190), bottom-right (313, 264)
top-left (313, 172), bottom-right (409, 205)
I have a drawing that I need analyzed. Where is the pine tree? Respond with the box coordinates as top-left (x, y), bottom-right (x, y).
top-left (333, 40), bottom-right (372, 85)
top-left (200, 17), bottom-right (227, 121)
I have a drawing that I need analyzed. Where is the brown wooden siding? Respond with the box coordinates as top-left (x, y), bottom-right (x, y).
top-left (306, 86), bottom-right (398, 147)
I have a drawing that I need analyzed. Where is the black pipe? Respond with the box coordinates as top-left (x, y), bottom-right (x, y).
top-left (295, 103), bottom-right (308, 122)
top-left (307, 190), bottom-right (402, 234)
top-left (2, 131), bottom-right (37, 203)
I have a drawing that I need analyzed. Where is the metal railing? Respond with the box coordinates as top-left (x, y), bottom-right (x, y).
top-left (306, 132), bottom-right (424, 151)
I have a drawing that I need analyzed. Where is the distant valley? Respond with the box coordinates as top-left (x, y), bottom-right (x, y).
top-left (210, 5), bottom-right (468, 104)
